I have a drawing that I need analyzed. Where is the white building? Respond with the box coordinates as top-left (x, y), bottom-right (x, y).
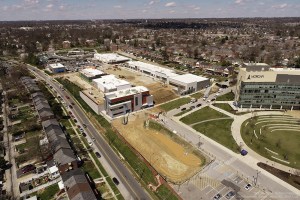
top-left (80, 68), bottom-right (105, 81)
top-left (104, 86), bottom-right (153, 118)
top-left (48, 63), bottom-right (65, 73)
top-left (92, 75), bottom-right (131, 93)
top-left (126, 61), bottom-right (210, 94)
top-left (168, 74), bottom-right (210, 94)
top-left (48, 165), bottom-right (60, 180)
top-left (94, 53), bottom-right (130, 64)
top-left (127, 61), bottom-right (177, 80)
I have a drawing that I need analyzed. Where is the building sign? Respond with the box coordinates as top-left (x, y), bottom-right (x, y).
top-left (247, 75), bottom-right (264, 79)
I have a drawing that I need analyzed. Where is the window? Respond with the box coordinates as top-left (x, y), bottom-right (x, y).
top-left (135, 97), bottom-right (138, 106)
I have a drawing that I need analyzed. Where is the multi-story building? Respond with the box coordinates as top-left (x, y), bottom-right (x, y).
top-left (235, 64), bottom-right (300, 110)
top-left (104, 86), bottom-right (153, 118)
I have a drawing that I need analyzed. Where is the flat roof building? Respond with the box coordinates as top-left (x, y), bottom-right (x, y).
top-left (126, 61), bottom-right (210, 95)
top-left (92, 75), bottom-right (131, 93)
top-left (236, 65), bottom-right (300, 110)
top-left (48, 63), bottom-right (66, 73)
top-left (168, 74), bottom-right (210, 95)
top-left (80, 68), bottom-right (105, 81)
top-left (94, 53), bottom-right (130, 64)
top-left (104, 86), bottom-right (153, 118)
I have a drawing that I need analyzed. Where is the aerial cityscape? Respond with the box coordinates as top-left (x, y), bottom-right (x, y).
top-left (0, 0), bottom-right (300, 200)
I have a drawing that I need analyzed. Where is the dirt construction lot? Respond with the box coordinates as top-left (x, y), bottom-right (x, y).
top-left (103, 65), bottom-right (178, 104)
top-left (112, 112), bottom-right (204, 183)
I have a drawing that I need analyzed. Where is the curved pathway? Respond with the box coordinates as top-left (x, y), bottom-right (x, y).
top-left (230, 111), bottom-right (298, 173)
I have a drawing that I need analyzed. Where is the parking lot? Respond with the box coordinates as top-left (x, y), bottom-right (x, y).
top-left (173, 159), bottom-right (272, 200)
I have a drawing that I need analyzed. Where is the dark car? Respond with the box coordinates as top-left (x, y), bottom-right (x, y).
top-left (95, 152), bottom-right (101, 158)
top-left (241, 149), bottom-right (248, 156)
top-left (226, 191), bottom-right (235, 199)
top-left (190, 106), bottom-right (195, 109)
top-left (196, 103), bottom-right (202, 107)
top-left (69, 105), bottom-right (73, 109)
top-left (82, 132), bottom-right (86, 137)
top-left (181, 107), bottom-right (187, 111)
top-left (71, 102), bottom-right (75, 106)
top-left (213, 193), bottom-right (221, 200)
top-left (112, 177), bottom-right (119, 185)
top-left (21, 164), bottom-right (36, 174)
top-left (83, 124), bottom-right (87, 128)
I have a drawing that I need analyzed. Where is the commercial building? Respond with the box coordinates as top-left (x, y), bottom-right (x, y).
top-left (92, 75), bottom-right (131, 93)
top-left (94, 53), bottom-right (130, 64)
top-left (235, 64), bottom-right (300, 110)
top-left (80, 68), bottom-right (105, 82)
top-left (48, 63), bottom-right (66, 73)
top-left (168, 74), bottom-right (210, 94)
top-left (104, 86), bottom-right (153, 118)
top-left (126, 61), bottom-right (210, 95)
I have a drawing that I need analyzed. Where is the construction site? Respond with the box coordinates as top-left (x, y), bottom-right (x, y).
top-left (112, 111), bottom-right (206, 184)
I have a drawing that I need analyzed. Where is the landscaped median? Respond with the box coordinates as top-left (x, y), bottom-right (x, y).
top-left (56, 77), bottom-right (180, 200)
top-left (180, 106), bottom-right (240, 153)
top-left (159, 97), bottom-right (191, 112)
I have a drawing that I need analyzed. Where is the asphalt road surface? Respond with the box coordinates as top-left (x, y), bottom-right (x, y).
top-left (28, 65), bottom-right (151, 200)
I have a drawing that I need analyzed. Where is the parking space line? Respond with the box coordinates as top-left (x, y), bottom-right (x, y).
top-left (206, 187), bottom-right (216, 195)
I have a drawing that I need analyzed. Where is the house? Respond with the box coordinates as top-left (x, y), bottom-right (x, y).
top-left (61, 168), bottom-right (97, 200)
top-left (48, 63), bottom-right (66, 73)
top-left (54, 148), bottom-right (78, 174)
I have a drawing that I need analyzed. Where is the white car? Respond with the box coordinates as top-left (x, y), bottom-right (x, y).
top-left (88, 141), bottom-right (93, 146)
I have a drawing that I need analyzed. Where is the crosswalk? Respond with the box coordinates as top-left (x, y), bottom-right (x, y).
top-left (190, 175), bottom-right (220, 190)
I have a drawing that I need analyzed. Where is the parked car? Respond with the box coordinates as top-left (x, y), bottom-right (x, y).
top-left (69, 105), bottom-right (73, 109)
top-left (181, 107), bottom-right (187, 111)
top-left (95, 152), bottom-right (101, 158)
top-left (190, 106), bottom-right (195, 109)
top-left (73, 119), bottom-right (77, 123)
top-left (241, 149), bottom-right (248, 156)
top-left (83, 124), bottom-right (87, 128)
top-left (112, 177), bottom-right (119, 185)
top-left (244, 183), bottom-right (252, 190)
top-left (88, 141), bottom-right (93, 146)
top-left (21, 164), bottom-right (36, 174)
top-left (66, 96), bottom-right (70, 99)
top-left (196, 103), bottom-right (201, 107)
top-left (81, 132), bottom-right (86, 137)
top-left (71, 102), bottom-right (75, 105)
top-left (225, 191), bottom-right (235, 199)
top-left (213, 193), bottom-right (221, 200)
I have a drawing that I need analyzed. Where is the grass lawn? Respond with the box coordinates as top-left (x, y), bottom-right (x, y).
top-left (37, 183), bottom-right (59, 200)
top-left (241, 117), bottom-right (300, 169)
top-left (216, 91), bottom-right (235, 101)
top-left (159, 97), bottom-right (191, 112)
top-left (180, 106), bottom-right (228, 125)
top-left (193, 119), bottom-right (240, 153)
top-left (82, 160), bottom-right (101, 179)
top-left (174, 108), bottom-right (192, 117)
top-left (190, 92), bottom-right (203, 99)
top-left (155, 185), bottom-right (179, 200)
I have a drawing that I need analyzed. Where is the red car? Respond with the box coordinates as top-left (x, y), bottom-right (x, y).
top-left (66, 96), bottom-right (70, 99)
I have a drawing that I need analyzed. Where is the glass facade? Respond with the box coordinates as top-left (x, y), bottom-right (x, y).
top-left (238, 82), bottom-right (300, 109)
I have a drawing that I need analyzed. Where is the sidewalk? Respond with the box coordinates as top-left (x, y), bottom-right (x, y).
top-left (230, 111), bottom-right (298, 173)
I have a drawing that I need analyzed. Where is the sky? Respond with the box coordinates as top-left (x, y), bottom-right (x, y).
top-left (0, 0), bottom-right (299, 21)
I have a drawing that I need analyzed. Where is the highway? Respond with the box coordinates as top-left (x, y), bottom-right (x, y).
top-left (27, 65), bottom-right (151, 200)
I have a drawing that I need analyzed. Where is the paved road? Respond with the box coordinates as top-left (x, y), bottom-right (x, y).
top-left (159, 92), bottom-right (300, 199)
top-left (28, 66), bottom-right (151, 200)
